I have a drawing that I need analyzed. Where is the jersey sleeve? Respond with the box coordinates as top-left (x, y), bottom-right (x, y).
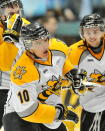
top-left (62, 57), bottom-right (75, 75)
top-left (11, 80), bottom-right (56, 123)
top-left (68, 40), bottom-right (86, 66)
top-left (0, 42), bottom-right (18, 71)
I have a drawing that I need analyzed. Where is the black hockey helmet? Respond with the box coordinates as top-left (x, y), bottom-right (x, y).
top-left (20, 23), bottom-right (50, 50)
top-left (80, 13), bottom-right (105, 39)
top-left (0, 0), bottom-right (23, 8)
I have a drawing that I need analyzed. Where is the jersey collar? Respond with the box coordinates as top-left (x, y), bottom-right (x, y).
top-left (26, 50), bottom-right (52, 66)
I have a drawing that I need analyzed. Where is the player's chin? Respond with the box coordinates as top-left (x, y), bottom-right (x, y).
top-left (88, 41), bottom-right (98, 47)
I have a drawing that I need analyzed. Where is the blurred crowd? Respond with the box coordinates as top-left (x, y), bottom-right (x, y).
top-left (22, 0), bottom-right (105, 22)
top-left (20, 0), bottom-right (105, 45)
top-left (20, 0), bottom-right (105, 33)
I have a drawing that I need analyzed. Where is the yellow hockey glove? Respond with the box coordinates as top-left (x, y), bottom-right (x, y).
top-left (3, 14), bottom-right (30, 43)
top-left (3, 14), bottom-right (22, 43)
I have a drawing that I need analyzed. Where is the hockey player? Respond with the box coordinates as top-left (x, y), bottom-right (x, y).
top-left (2, 23), bottom-right (87, 131)
top-left (0, 0), bottom-right (30, 129)
top-left (68, 13), bottom-right (105, 131)
top-left (0, 0), bottom-right (23, 42)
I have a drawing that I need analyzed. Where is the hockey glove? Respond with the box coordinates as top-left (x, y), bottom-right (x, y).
top-left (3, 14), bottom-right (22, 43)
top-left (56, 104), bottom-right (78, 123)
top-left (65, 68), bottom-right (87, 93)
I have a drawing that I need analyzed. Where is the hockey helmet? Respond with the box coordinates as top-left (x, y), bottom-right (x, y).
top-left (20, 23), bottom-right (50, 50)
top-left (0, 0), bottom-right (23, 8)
top-left (80, 13), bottom-right (105, 39)
top-left (0, 0), bottom-right (24, 18)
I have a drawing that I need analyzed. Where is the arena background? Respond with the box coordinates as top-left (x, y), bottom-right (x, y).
top-left (1, 0), bottom-right (105, 131)
top-left (21, 0), bottom-right (105, 46)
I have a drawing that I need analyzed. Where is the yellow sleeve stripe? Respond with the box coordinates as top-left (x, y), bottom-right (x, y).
top-left (38, 93), bottom-right (48, 101)
top-left (22, 104), bottom-right (56, 123)
top-left (45, 90), bottom-right (53, 95)
top-left (37, 90), bottom-right (53, 102)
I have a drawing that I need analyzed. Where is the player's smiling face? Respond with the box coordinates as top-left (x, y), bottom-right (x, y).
top-left (83, 27), bottom-right (104, 47)
top-left (30, 38), bottom-right (49, 59)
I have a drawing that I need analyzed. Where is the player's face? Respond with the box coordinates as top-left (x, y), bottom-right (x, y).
top-left (1, 2), bottom-right (20, 18)
top-left (30, 38), bottom-right (49, 59)
top-left (44, 17), bottom-right (58, 34)
top-left (83, 27), bottom-right (104, 47)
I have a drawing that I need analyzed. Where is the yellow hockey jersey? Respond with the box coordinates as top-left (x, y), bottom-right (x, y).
top-left (0, 14), bottom-right (30, 71)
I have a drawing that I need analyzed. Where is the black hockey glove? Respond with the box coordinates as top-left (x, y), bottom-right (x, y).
top-left (3, 14), bottom-right (22, 43)
top-left (56, 104), bottom-right (78, 123)
top-left (65, 68), bottom-right (87, 92)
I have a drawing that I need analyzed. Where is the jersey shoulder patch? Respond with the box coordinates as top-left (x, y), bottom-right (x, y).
top-left (11, 52), bottom-right (39, 85)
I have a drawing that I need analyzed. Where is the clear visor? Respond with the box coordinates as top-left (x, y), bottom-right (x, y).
top-left (81, 23), bottom-right (105, 30)
top-left (20, 34), bottom-right (50, 50)
top-left (19, 36), bottom-right (32, 50)
top-left (80, 24), bottom-right (105, 40)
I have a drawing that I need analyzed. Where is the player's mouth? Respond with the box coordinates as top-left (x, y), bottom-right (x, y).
top-left (89, 38), bottom-right (97, 42)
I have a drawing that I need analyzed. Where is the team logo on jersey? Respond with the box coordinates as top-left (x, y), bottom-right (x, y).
top-left (88, 69), bottom-right (105, 83)
top-left (41, 75), bottom-right (72, 95)
top-left (13, 66), bottom-right (27, 80)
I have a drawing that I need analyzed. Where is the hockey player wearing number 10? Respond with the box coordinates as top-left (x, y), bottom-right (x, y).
top-left (3, 22), bottom-right (87, 131)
